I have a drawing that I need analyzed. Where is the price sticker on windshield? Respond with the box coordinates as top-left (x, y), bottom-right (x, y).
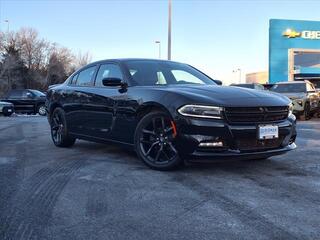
top-left (258, 125), bottom-right (278, 140)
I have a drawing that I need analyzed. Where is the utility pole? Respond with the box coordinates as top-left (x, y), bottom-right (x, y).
top-left (233, 68), bottom-right (242, 83)
top-left (155, 41), bottom-right (161, 59)
top-left (4, 19), bottom-right (9, 33)
top-left (167, 0), bottom-right (172, 60)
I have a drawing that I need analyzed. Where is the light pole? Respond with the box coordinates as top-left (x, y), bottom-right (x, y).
top-left (4, 19), bottom-right (9, 33)
top-left (155, 41), bottom-right (161, 59)
top-left (233, 68), bottom-right (242, 83)
top-left (167, 0), bottom-right (172, 60)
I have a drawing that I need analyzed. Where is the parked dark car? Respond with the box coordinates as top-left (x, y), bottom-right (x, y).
top-left (3, 89), bottom-right (46, 116)
top-left (263, 83), bottom-right (275, 90)
top-left (46, 59), bottom-right (297, 170)
top-left (0, 101), bottom-right (14, 116)
top-left (230, 83), bottom-right (265, 90)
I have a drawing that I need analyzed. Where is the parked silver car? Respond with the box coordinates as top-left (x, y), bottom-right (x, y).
top-left (270, 80), bottom-right (320, 120)
top-left (0, 101), bottom-right (14, 116)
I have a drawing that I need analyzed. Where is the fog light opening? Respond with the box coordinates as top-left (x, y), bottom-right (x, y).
top-left (199, 141), bottom-right (224, 147)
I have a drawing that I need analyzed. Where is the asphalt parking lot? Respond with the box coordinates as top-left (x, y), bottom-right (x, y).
top-left (0, 116), bottom-right (319, 240)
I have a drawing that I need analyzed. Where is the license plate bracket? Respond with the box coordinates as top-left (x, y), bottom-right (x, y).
top-left (258, 125), bottom-right (278, 140)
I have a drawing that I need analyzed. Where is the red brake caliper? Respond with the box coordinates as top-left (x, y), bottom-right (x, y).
top-left (170, 121), bottom-right (177, 138)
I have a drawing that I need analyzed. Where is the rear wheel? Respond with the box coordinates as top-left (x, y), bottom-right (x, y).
top-left (134, 111), bottom-right (182, 170)
top-left (50, 107), bottom-right (76, 147)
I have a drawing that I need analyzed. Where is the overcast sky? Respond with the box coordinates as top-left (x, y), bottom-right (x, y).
top-left (1, 0), bottom-right (320, 84)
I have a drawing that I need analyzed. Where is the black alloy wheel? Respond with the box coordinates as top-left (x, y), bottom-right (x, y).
top-left (50, 107), bottom-right (76, 147)
top-left (135, 111), bottom-right (182, 170)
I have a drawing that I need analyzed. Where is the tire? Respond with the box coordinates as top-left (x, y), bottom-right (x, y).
top-left (50, 107), bottom-right (76, 147)
top-left (37, 104), bottom-right (46, 116)
top-left (2, 107), bottom-right (13, 116)
top-left (134, 111), bottom-right (183, 170)
top-left (299, 102), bottom-right (311, 121)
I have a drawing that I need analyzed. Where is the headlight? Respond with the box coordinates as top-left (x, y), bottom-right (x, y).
top-left (288, 103), bottom-right (293, 116)
top-left (178, 105), bottom-right (223, 119)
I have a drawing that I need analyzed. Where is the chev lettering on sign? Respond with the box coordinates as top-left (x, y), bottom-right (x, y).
top-left (283, 29), bottom-right (320, 39)
top-left (301, 31), bottom-right (320, 39)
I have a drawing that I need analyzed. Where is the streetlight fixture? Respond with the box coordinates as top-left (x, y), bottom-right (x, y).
top-left (155, 41), bottom-right (161, 59)
top-left (4, 19), bottom-right (9, 33)
top-left (233, 68), bottom-right (242, 83)
top-left (167, 0), bottom-right (172, 60)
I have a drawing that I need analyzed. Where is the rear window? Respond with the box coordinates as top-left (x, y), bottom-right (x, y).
top-left (270, 83), bottom-right (306, 93)
top-left (233, 84), bottom-right (255, 89)
top-left (75, 66), bottom-right (97, 86)
top-left (8, 90), bottom-right (23, 99)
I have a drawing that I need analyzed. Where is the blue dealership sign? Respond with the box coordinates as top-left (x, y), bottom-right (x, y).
top-left (269, 19), bottom-right (320, 83)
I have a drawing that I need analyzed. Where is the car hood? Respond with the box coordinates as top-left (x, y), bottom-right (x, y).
top-left (163, 85), bottom-right (290, 107)
top-left (0, 101), bottom-right (13, 106)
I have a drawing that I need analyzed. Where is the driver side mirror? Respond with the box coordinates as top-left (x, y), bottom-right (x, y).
top-left (213, 80), bottom-right (222, 85)
top-left (102, 78), bottom-right (127, 88)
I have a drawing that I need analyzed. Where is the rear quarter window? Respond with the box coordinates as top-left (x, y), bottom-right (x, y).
top-left (75, 66), bottom-right (97, 86)
top-left (70, 73), bottom-right (79, 85)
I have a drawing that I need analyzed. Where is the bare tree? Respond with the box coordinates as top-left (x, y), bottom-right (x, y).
top-left (73, 51), bottom-right (92, 71)
top-left (0, 27), bottom-right (93, 95)
top-left (0, 31), bottom-right (27, 93)
top-left (18, 27), bottom-right (49, 71)
top-left (46, 44), bottom-right (74, 86)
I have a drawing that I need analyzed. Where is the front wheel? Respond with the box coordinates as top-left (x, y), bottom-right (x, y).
top-left (299, 103), bottom-right (311, 121)
top-left (37, 104), bottom-right (46, 116)
top-left (2, 107), bottom-right (13, 116)
top-left (50, 107), bottom-right (76, 147)
top-left (134, 111), bottom-right (182, 170)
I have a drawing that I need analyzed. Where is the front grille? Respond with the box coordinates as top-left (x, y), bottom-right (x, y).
top-left (224, 106), bottom-right (289, 123)
top-left (237, 137), bottom-right (284, 151)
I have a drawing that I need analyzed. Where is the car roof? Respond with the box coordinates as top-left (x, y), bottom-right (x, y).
top-left (275, 81), bottom-right (307, 85)
top-left (232, 83), bottom-right (259, 86)
top-left (86, 58), bottom-right (185, 66)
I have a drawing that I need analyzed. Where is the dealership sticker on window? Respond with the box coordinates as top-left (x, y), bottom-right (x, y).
top-left (258, 125), bottom-right (279, 140)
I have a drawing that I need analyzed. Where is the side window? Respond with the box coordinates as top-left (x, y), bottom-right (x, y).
top-left (8, 91), bottom-right (22, 99)
top-left (306, 83), bottom-right (314, 92)
top-left (171, 70), bottom-right (203, 84)
top-left (311, 83), bottom-right (316, 91)
top-left (95, 64), bottom-right (123, 87)
top-left (156, 72), bottom-right (167, 85)
top-left (70, 73), bottom-right (79, 84)
top-left (76, 66), bottom-right (97, 86)
top-left (22, 90), bottom-right (34, 99)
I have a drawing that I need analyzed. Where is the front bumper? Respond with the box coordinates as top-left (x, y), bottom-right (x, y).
top-left (174, 115), bottom-right (297, 162)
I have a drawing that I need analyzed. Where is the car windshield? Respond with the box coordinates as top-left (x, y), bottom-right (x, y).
top-left (29, 90), bottom-right (46, 96)
top-left (270, 83), bottom-right (306, 93)
top-left (124, 60), bottom-right (216, 86)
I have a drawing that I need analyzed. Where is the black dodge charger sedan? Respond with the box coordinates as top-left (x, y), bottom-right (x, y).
top-left (46, 59), bottom-right (297, 170)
